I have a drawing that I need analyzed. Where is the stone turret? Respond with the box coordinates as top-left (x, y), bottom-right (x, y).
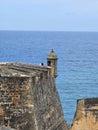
top-left (47, 49), bottom-right (58, 78)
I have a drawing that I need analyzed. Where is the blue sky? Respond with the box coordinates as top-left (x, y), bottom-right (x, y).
top-left (0, 0), bottom-right (98, 31)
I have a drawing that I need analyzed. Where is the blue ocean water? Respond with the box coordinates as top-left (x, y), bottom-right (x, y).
top-left (0, 31), bottom-right (98, 124)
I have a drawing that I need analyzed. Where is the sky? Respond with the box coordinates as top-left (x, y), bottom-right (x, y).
top-left (0, 0), bottom-right (98, 31)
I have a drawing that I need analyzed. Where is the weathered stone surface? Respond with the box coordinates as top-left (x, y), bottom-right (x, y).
top-left (70, 98), bottom-right (98, 130)
top-left (0, 62), bottom-right (68, 130)
top-left (0, 126), bottom-right (16, 130)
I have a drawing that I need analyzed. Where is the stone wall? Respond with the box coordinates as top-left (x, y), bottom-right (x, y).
top-left (0, 63), bottom-right (68, 130)
top-left (70, 98), bottom-right (98, 130)
top-left (0, 76), bottom-right (35, 130)
top-left (32, 77), bottom-right (68, 130)
top-left (0, 126), bottom-right (16, 130)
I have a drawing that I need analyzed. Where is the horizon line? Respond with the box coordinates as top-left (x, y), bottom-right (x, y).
top-left (0, 29), bottom-right (98, 33)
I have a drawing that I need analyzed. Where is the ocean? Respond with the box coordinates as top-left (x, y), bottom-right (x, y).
top-left (0, 31), bottom-right (98, 124)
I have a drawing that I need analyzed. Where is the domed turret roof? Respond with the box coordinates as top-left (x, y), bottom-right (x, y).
top-left (47, 49), bottom-right (58, 60)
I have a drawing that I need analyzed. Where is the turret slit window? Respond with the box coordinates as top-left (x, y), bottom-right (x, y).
top-left (48, 61), bottom-right (51, 66)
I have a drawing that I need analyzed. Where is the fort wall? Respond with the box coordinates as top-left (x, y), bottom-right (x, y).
top-left (0, 62), bottom-right (68, 130)
top-left (70, 98), bottom-right (98, 130)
